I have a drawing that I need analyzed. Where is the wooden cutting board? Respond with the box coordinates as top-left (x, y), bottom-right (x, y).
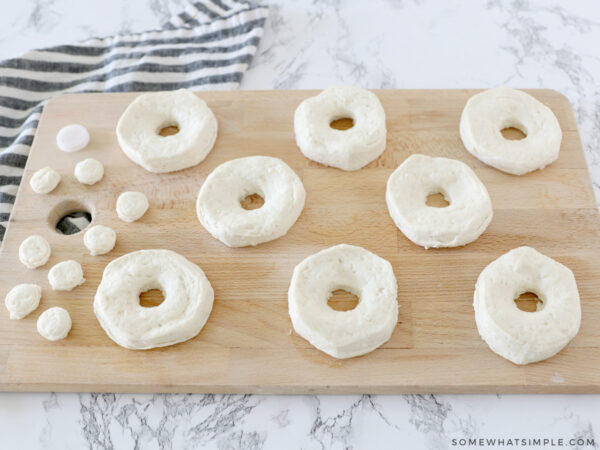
top-left (1, 89), bottom-right (599, 394)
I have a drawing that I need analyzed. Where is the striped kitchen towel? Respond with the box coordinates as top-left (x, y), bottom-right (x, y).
top-left (0, 0), bottom-right (268, 240)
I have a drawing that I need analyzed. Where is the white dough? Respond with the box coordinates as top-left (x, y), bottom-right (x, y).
top-left (196, 156), bottom-right (306, 247)
top-left (288, 244), bottom-right (398, 359)
top-left (474, 246), bottom-right (581, 365)
top-left (48, 260), bottom-right (85, 291)
top-left (19, 234), bottom-right (51, 269)
top-left (294, 86), bottom-right (387, 171)
top-left (94, 249), bottom-right (214, 350)
top-left (116, 191), bottom-right (149, 222)
top-left (37, 307), bottom-right (72, 341)
top-left (386, 154), bottom-right (493, 249)
top-left (460, 87), bottom-right (562, 175)
top-left (117, 89), bottom-right (218, 173)
top-left (74, 158), bottom-right (104, 185)
top-left (4, 283), bottom-right (42, 320)
top-left (84, 225), bottom-right (116, 255)
top-left (29, 167), bottom-right (61, 194)
top-left (56, 124), bottom-right (90, 152)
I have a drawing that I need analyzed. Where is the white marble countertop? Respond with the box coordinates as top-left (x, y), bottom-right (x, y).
top-left (1, 1), bottom-right (600, 448)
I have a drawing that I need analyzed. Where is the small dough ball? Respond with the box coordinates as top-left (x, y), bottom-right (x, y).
top-left (116, 191), bottom-right (149, 222)
top-left (48, 260), bottom-right (85, 291)
top-left (5, 283), bottom-right (42, 320)
top-left (74, 158), bottom-right (104, 185)
top-left (84, 225), bottom-right (116, 255)
top-left (30, 167), bottom-right (61, 194)
top-left (19, 235), bottom-right (51, 269)
top-left (56, 124), bottom-right (90, 152)
top-left (37, 307), bottom-right (72, 341)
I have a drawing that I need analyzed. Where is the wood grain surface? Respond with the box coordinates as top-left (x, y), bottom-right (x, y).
top-left (0, 89), bottom-right (599, 394)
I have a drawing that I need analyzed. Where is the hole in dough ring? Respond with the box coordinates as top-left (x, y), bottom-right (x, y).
top-left (294, 86), bottom-right (387, 171)
top-left (474, 246), bottom-right (581, 365)
top-left (459, 87), bottom-right (562, 175)
top-left (386, 154), bottom-right (493, 249)
top-left (116, 89), bottom-right (218, 173)
top-left (196, 156), bottom-right (306, 247)
top-left (288, 244), bottom-right (398, 359)
top-left (93, 249), bottom-right (214, 350)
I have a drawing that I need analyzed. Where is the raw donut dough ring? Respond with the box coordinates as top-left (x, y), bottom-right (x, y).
top-left (288, 244), bottom-right (398, 359)
top-left (294, 86), bottom-right (387, 171)
top-left (117, 89), bottom-right (218, 173)
top-left (474, 246), bottom-right (581, 365)
top-left (460, 87), bottom-right (562, 175)
top-left (196, 156), bottom-right (306, 247)
top-left (94, 249), bottom-right (214, 350)
top-left (386, 154), bottom-right (493, 249)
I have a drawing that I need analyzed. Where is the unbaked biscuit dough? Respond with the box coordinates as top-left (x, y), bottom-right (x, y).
top-left (56, 124), bottom-right (90, 152)
top-left (37, 307), bottom-right (72, 341)
top-left (117, 89), bottom-right (218, 173)
top-left (288, 244), bottom-right (398, 359)
top-left (19, 235), bottom-right (51, 269)
top-left (48, 260), bottom-right (85, 291)
top-left (474, 246), bottom-right (581, 365)
top-left (4, 283), bottom-right (42, 320)
top-left (116, 191), bottom-right (149, 222)
top-left (75, 158), bottom-right (104, 185)
top-left (30, 167), bottom-right (61, 194)
top-left (294, 86), bottom-right (387, 171)
top-left (386, 154), bottom-right (493, 248)
top-left (84, 225), bottom-right (116, 255)
top-left (460, 87), bottom-right (562, 175)
top-left (196, 156), bottom-right (305, 247)
top-left (94, 249), bottom-right (214, 350)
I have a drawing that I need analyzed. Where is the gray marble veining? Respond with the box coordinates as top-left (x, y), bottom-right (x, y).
top-left (1, 0), bottom-right (600, 448)
top-left (3, 392), bottom-right (598, 448)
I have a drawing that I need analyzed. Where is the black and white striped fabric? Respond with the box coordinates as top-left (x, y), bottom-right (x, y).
top-left (0, 0), bottom-right (268, 240)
